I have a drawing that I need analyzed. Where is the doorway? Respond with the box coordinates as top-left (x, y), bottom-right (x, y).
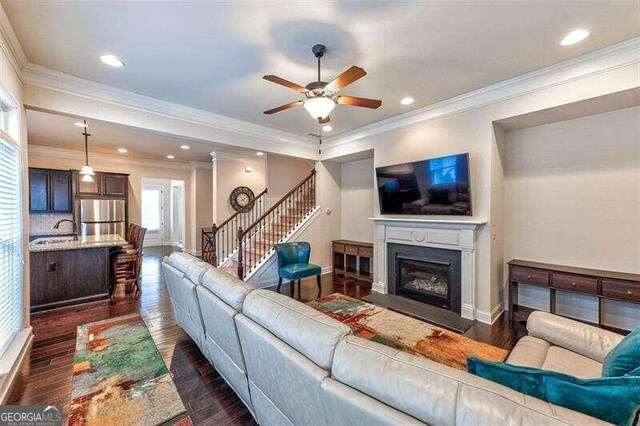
top-left (141, 178), bottom-right (185, 249)
top-left (141, 185), bottom-right (164, 247)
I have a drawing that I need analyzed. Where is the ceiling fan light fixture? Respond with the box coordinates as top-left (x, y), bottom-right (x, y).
top-left (304, 97), bottom-right (335, 120)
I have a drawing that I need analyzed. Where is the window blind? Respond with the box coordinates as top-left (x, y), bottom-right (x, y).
top-left (0, 138), bottom-right (22, 357)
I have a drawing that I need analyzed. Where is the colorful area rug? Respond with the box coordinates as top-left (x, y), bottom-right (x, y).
top-left (308, 293), bottom-right (508, 370)
top-left (69, 314), bottom-right (186, 425)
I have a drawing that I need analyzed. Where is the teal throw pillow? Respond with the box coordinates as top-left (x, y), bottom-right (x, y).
top-left (468, 357), bottom-right (640, 426)
top-left (603, 326), bottom-right (640, 377)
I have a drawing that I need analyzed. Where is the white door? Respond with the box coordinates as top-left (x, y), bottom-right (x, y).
top-left (141, 186), bottom-right (164, 247)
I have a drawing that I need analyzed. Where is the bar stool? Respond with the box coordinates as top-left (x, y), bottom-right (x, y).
top-left (111, 224), bottom-right (146, 300)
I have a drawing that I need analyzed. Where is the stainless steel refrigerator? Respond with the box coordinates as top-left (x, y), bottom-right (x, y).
top-left (80, 199), bottom-right (126, 237)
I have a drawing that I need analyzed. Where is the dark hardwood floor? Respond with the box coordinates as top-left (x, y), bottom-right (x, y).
top-left (6, 246), bottom-right (523, 424)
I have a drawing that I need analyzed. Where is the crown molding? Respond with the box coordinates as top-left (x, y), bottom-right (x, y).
top-left (0, 4), bottom-right (28, 75)
top-left (28, 144), bottom-right (210, 171)
top-left (322, 36), bottom-right (640, 150)
top-left (21, 63), bottom-right (314, 149)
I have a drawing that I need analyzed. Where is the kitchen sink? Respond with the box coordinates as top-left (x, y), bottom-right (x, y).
top-left (34, 237), bottom-right (77, 245)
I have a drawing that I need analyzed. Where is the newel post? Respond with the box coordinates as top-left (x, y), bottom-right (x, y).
top-left (237, 227), bottom-right (244, 279)
top-left (211, 223), bottom-right (217, 266)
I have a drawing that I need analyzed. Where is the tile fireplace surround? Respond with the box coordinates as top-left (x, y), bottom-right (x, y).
top-left (371, 217), bottom-right (486, 321)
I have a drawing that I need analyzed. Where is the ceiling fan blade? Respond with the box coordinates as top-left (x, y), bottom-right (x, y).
top-left (337, 96), bottom-right (382, 109)
top-left (318, 116), bottom-right (330, 124)
top-left (263, 100), bottom-right (303, 115)
top-left (263, 75), bottom-right (307, 93)
top-left (325, 66), bottom-right (367, 91)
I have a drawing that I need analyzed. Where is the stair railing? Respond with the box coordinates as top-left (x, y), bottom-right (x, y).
top-left (237, 169), bottom-right (316, 279)
top-left (201, 188), bottom-right (267, 266)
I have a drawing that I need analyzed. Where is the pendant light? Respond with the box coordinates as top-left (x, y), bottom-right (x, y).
top-left (79, 120), bottom-right (94, 182)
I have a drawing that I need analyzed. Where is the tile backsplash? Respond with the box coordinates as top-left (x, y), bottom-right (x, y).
top-left (30, 213), bottom-right (74, 236)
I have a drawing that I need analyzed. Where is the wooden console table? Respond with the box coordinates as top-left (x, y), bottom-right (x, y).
top-left (508, 259), bottom-right (640, 331)
top-left (332, 240), bottom-right (373, 298)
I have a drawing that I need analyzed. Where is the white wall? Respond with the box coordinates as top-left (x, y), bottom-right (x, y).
top-left (340, 158), bottom-right (374, 243)
top-left (296, 161), bottom-right (342, 268)
top-left (504, 106), bottom-right (640, 329)
top-left (320, 49), bottom-right (640, 322)
top-left (266, 155), bottom-right (314, 208)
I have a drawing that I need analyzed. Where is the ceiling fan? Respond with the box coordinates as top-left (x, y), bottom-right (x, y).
top-left (263, 44), bottom-right (382, 124)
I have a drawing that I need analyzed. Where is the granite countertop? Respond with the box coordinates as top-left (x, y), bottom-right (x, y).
top-left (29, 234), bottom-right (128, 253)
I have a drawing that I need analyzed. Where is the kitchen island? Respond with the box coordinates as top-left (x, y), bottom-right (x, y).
top-left (29, 234), bottom-right (127, 312)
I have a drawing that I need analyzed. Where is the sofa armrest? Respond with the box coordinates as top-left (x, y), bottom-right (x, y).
top-left (526, 311), bottom-right (624, 363)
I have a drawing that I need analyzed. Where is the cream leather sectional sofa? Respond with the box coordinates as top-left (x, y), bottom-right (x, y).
top-left (162, 252), bottom-right (617, 425)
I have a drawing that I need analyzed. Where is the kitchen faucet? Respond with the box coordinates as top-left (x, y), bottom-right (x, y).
top-left (53, 219), bottom-right (78, 241)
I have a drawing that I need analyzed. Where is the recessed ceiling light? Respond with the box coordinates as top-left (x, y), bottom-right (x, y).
top-left (560, 29), bottom-right (590, 46)
top-left (74, 122), bottom-right (88, 128)
top-left (322, 125), bottom-right (332, 132)
top-left (400, 97), bottom-right (414, 106)
top-left (117, 148), bottom-right (127, 154)
top-left (256, 151), bottom-right (264, 156)
top-left (166, 155), bottom-right (175, 159)
top-left (100, 54), bottom-right (125, 67)
top-left (180, 145), bottom-right (190, 150)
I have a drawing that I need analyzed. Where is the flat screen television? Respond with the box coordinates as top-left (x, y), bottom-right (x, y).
top-left (376, 153), bottom-right (472, 216)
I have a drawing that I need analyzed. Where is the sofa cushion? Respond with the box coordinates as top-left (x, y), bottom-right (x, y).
top-left (166, 252), bottom-right (200, 273)
top-left (468, 357), bottom-right (640, 426)
top-left (241, 289), bottom-right (350, 370)
top-left (602, 326), bottom-right (640, 377)
top-left (527, 311), bottom-right (623, 363)
top-left (541, 346), bottom-right (602, 379)
top-left (506, 336), bottom-right (551, 369)
top-left (508, 336), bottom-right (603, 379)
top-left (201, 267), bottom-right (254, 311)
top-left (332, 335), bottom-right (605, 425)
top-left (185, 261), bottom-right (211, 285)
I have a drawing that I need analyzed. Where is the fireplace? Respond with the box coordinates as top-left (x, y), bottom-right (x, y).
top-left (387, 243), bottom-right (461, 314)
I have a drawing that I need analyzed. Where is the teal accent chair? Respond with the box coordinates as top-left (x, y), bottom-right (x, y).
top-left (274, 242), bottom-right (322, 297)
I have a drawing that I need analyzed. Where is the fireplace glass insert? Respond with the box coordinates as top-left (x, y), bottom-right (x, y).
top-left (397, 257), bottom-right (451, 309)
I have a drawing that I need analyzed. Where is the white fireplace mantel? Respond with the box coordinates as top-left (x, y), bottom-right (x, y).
top-left (371, 217), bottom-right (487, 321)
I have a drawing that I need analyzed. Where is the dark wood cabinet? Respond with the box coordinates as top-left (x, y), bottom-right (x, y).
top-left (75, 171), bottom-right (100, 195)
top-left (102, 173), bottom-right (127, 196)
top-left (29, 168), bottom-right (72, 213)
top-left (30, 247), bottom-right (110, 312)
top-left (50, 171), bottom-right (72, 212)
top-left (332, 240), bottom-right (374, 298)
top-left (29, 169), bottom-right (49, 212)
top-left (73, 171), bottom-right (128, 198)
top-left (508, 259), bottom-right (640, 332)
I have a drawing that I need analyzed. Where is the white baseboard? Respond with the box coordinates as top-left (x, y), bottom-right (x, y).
top-left (371, 281), bottom-right (386, 294)
top-left (476, 303), bottom-right (504, 325)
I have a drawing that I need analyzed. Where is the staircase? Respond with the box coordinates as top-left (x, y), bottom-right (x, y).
top-left (202, 169), bottom-right (317, 280)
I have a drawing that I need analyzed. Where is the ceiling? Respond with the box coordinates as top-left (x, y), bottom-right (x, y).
top-left (26, 109), bottom-right (258, 163)
top-left (5, 2), bottom-right (640, 138)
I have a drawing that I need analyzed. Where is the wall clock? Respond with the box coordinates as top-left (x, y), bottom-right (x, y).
top-left (229, 186), bottom-right (255, 211)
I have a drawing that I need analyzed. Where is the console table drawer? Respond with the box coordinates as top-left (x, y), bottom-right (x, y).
top-left (358, 246), bottom-right (373, 257)
top-left (602, 279), bottom-right (640, 303)
top-left (553, 273), bottom-right (598, 294)
top-left (333, 243), bottom-right (345, 253)
top-left (511, 266), bottom-right (549, 286)
top-left (345, 245), bottom-right (358, 256)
